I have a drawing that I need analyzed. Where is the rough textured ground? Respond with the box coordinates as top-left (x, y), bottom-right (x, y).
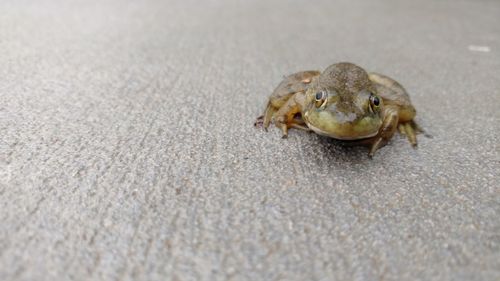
top-left (1, 0), bottom-right (499, 280)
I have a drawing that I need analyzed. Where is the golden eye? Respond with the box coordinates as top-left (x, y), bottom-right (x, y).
top-left (369, 94), bottom-right (381, 110)
top-left (314, 91), bottom-right (327, 108)
top-left (315, 91), bottom-right (324, 101)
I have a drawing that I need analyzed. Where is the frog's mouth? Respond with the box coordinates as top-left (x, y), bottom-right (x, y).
top-left (306, 122), bottom-right (378, 140)
top-left (303, 111), bottom-right (381, 140)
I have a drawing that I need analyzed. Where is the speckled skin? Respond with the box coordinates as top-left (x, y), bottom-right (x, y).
top-left (256, 62), bottom-right (421, 157)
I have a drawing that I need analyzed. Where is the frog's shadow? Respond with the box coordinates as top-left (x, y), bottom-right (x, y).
top-left (306, 131), bottom-right (431, 164)
top-left (304, 134), bottom-right (373, 164)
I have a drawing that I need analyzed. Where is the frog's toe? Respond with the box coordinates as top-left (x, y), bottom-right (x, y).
top-left (368, 137), bottom-right (388, 158)
top-left (400, 122), bottom-right (417, 147)
top-left (411, 120), bottom-right (432, 138)
top-left (290, 123), bottom-right (311, 131)
top-left (275, 116), bottom-right (289, 138)
top-left (262, 102), bottom-right (276, 131)
top-left (398, 124), bottom-right (406, 135)
top-left (254, 115), bottom-right (264, 128)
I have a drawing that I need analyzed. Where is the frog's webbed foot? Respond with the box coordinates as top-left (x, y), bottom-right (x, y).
top-left (397, 120), bottom-right (431, 147)
top-left (254, 115), bottom-right (264, 127)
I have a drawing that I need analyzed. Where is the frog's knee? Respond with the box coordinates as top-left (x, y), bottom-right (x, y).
top-left (399, 106), bottom-right (416, 122)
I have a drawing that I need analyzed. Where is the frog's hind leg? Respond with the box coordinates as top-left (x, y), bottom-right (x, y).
top-left (290, 123), bottom-right (311, 132)
top-left (401, 122), bottom-right (417, 147)
top-left (255, 70), bottom-right (320, 132)
top-left (398, 119), bottom-right (431, 147)
top-left (398, 123), bottom-right (406, 135)
top-left (289, 114), bottom-right (311, 132)
top-left (410, 120), bottom-right (430, 137)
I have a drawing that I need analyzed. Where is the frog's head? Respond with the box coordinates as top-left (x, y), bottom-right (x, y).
top-left (303, 63), bottom-right (383, 140)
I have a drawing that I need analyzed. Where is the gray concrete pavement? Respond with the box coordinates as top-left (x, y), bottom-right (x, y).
top-left (1, 0), bottom-right (499, 280)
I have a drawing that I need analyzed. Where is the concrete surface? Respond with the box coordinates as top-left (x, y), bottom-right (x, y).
top-left (1, 0), bottom-right (499, 280)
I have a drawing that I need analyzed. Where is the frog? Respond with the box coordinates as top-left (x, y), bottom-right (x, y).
top-left (254, 62), bottom-right (423, 157)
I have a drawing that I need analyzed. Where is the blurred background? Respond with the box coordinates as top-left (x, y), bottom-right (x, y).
top-left (1, 0), bottom-right (499, 280)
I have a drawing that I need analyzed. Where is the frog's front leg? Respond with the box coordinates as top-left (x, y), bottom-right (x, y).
top-left (254, 101), bottom-right (276, 131)
top-left (368, 105), bottom-right (399, 157)
top-left (274, 92), bottom-right (310, 138)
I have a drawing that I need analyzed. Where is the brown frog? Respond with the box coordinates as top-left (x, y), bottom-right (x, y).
top-left (255, 62), bottom-right (423, 157)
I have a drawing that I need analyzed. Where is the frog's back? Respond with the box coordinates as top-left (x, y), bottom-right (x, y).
top-left (269, 70), bottom-right (320, 107)
top-left (319, 62), bottom-right (372, 93)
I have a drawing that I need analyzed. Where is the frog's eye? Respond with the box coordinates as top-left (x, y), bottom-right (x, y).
top-left (369, 94), bottom-right (381, 110)
top-left (314, 91), bottom-right (327, 108)
top-left (315, 91), bottom-right (324, 101)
